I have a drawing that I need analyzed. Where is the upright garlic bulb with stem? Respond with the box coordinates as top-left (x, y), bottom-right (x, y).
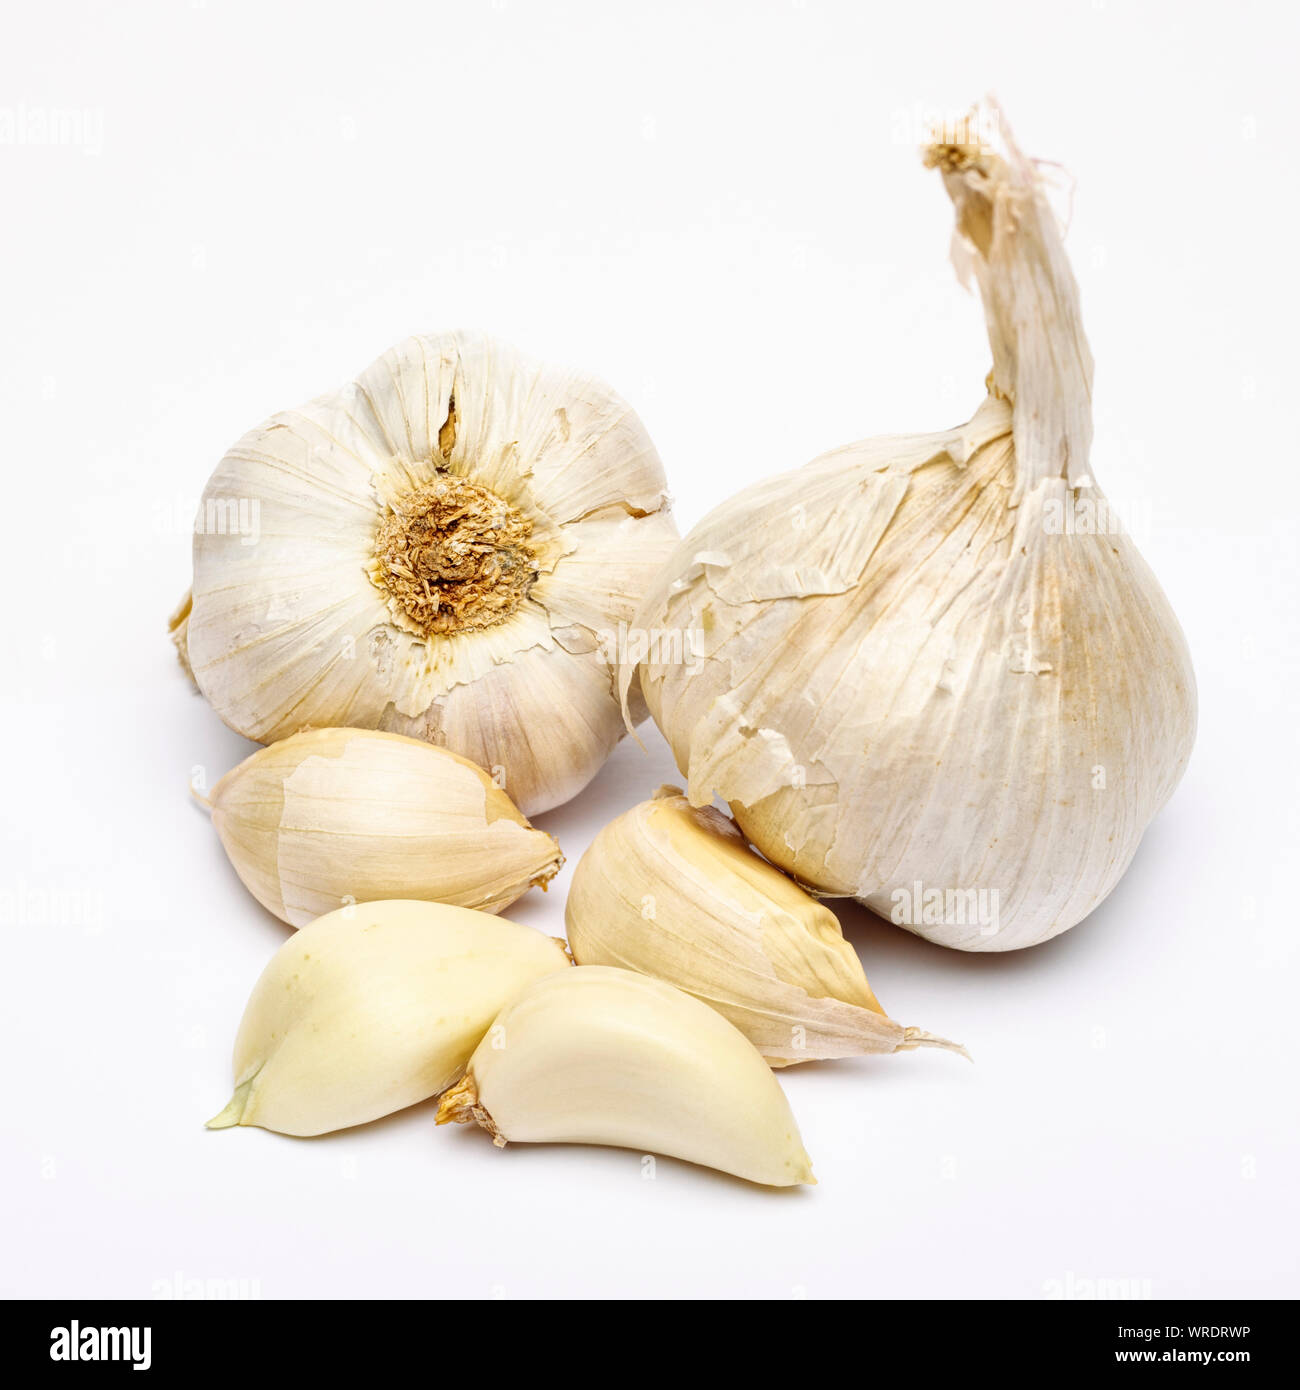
top-left (171, 331), bottom-right (677, 814)
top-left (626, 104), bottom-right (1196, 950)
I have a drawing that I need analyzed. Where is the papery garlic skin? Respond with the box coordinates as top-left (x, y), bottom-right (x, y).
top-left (203, 728), bottom-right (562, 927)
top-left (207, 900), bottom-right (571, 1137)
top-left (436, 965), bottom-right (814, 1187)
top-left (567, 788), bottom-right (965, 1064)
top-left (174, 331), bottom-right (677, 815)
top-left (627, 109), bottom-right (1196, 951)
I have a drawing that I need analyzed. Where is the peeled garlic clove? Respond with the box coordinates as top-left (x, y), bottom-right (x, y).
top-left (208, 900), bottom-right (571, 1136)
top-left (436, 965), bottom-right (815, 1187)
top-left (566, 787), bottom-right (965, 1066)
top-left (200, 727), bottom-right (562, 927)
top-left (626, 105), bottom-right (1196, 951)
top-left (175, 330), bottom-right (678, 815)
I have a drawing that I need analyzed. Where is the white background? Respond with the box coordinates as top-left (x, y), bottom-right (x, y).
top-left (2, 0), bottom-right (1296, 1300)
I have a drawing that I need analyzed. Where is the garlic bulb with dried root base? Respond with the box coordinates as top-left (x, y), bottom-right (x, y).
top-left (171, 331), bottom-right (677, 815)
top-left (207, 900), bottom-right (571, 1137)
top-left (437, 966), bottom-right (815, 1187)
top-left (198, 728), bottom-right (562, 927)
top-left (624, 104), bottom-right (1196, 951)
top-left (567, 788), bottom-right (966, 1065)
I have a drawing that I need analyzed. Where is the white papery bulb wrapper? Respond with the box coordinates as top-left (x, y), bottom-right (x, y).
top-left (625, 108), bottom-right (1196, 951)
top-left (172, 332), bottom-right (677, 815)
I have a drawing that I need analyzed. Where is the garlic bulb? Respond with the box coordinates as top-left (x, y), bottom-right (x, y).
top-left (208, 900), bottom-right (571, 1136)
top-left (437, 965), bottom-right (814, 1187)
top-left (199, 727), bottom-right (562, 927)
top-left (172, 331), bottom-right (677, 815)
top-left (625, 107), bottom-right (1196, 951)
top-left (567, 788), bottom-right (965, 1064)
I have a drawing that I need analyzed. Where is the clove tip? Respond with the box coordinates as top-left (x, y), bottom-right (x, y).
top-left (902, 1027), bottom-right (972, 1063)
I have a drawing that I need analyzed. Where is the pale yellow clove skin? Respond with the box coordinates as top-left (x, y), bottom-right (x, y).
top-left (566, 788), bottom-right (966, 1066)
top-left (437, 965), bottom-right (815, 1188)
top-left (200, 727), bottom-right (562, 927)
top-left (208, 900), bottom-right (571, 1137)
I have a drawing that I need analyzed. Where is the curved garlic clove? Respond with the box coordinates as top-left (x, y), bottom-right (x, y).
top-left (625, 105), bottom-right (1196, 950)
top-left (176, 331), bottom-right (678, 815)
top-left (201, 728), bottom-right (562, 927)
top-left (436, 965), bottom-right (815, 1187)
top-left (208, 900), bottom-right (571, 1137)
top-left (566, 787), bottom-right (966, 1066)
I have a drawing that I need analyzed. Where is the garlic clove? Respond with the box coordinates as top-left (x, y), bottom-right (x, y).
top-left (202, 727), bottom-right (562, 927)
top-left (566, 788), bottom-right (966, 1065)
top-left (626, 106), bottom-right (1196, 950)
top-left (436, 965), bottom-right (815, 1187)
top-left (177, 331), bottom-right (678, 816)
top-left (208, 900), bottom-right (571, 1137)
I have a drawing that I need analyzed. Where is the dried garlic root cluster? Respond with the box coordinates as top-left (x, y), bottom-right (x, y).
top-left (625, 104), bottom-right (1196, 950)
top-left (172, 331), bottom-right (678, 815)
top-left (438, 966), bottom-right (815, 1187)
top-left (200, 728), bottom-right (561, 927)
top-left (566, 787), bottom-right (966, 1065)
top-left (207, 901), bottom-right (571, 1136)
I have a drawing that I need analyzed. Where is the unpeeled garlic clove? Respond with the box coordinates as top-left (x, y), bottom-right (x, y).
top-left (566, 787), bottom-right (966, 1066)
top-left (207, 899), bottom-right (571, 1136)
top-left (199, 727), bottom-right (562, 927)
top-left (436, 964), bottom-right (815, 1187)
